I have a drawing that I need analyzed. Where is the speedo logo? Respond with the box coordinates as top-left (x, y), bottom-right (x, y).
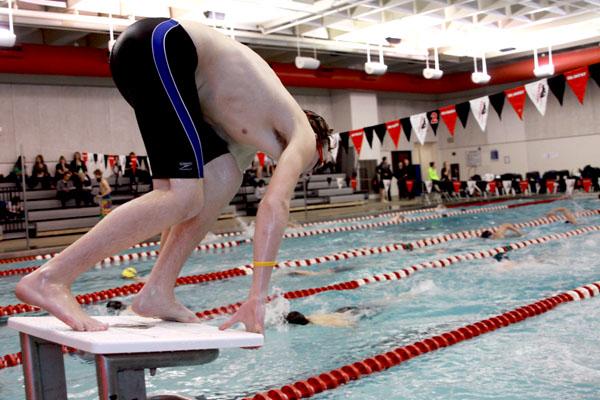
top-left (178, 161), bottom-right (194, 171)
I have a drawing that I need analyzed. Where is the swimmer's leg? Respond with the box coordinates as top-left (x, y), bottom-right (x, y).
top-left (153, 179), bottom-right (172, 252)
top-left (16, 178), bottom-right (205, 331)
top-left (132, 154), bottom-right (242, 322)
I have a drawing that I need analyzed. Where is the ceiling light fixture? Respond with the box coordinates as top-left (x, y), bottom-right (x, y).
top-left (471, 53), bottom-right (490, 84)
top-left (294, 38), bottom-right (320, 70)
top-left (533, 46), bottom-right (554, 78)
top-left (422, 47), bottom-right (443, 79)
top-left (364, 44), bottom-right (387, 76)
top-left (0, 0), bottom-right (16, 47)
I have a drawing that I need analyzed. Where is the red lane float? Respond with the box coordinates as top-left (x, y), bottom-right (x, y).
top-left (1, 228), bottom-right (599, 370)
top-left (1, 211), bottom-right (598, 316)
top-left (244, 280), bottom-right (600, 400)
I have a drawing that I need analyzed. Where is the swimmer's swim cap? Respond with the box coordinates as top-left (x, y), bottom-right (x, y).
top-left (286, 311), bottom-right (310, 325)
top-left (106, 300), bottom-right (126, 310)
top-left (481, 230), bottom-right (493, 239)
top-left (121, 267), bottom-right (137, 279)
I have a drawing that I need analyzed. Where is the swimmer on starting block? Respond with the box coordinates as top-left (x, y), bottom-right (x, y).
top-left (16, 18), bottom-right (336, 334)
top-left (480, 223), bottom-right (523, 239)
top-left (546, 207), bottom-right (577, 224)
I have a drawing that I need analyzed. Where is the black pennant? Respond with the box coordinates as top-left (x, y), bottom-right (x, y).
top-left (363, 126), bottom-right (375, 149)
top-left (589, 63), bottom-right (600, 88)
top-left (400, 117), bottom-right (412, 142)
top-left (548, 74), bottom-right (566, 105)
top-left (489, 92), bottom-right (506, 119)
top-left (426, 110), bottom-right (440, 135)
top-left (456, 102), bottom-right (470, 128)
top-left (339, 132), bottom-right (349, 153)
top-left (374, 123), bottom-right (387, 144)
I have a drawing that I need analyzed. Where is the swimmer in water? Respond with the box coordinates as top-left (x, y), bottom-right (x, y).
top-left (15, 18), bottom-right (336, 333)
top-left (120, 267), bottom-right (147, 283)
top-left (285, 306), bottom-right (371, 328)
top-left (546, 207), bottom-right (577, 224)
top-left (390, 214), bottom-right (406, 223)
top-left (286, 265), bottom-right (356, 277)
top-left (480, 223), bottom-right (523, 239)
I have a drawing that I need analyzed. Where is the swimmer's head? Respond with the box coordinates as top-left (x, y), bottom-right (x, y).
top-left (304, 110), bottom-right (336, 168)
top-left (481, 230), bottom-right (493, 239)
top-left (286, 311), bottom-right (310, 325)
top-left (121, 267), bottom-right (137, 279)
top-left (106, 300), bottom-right (126, 310)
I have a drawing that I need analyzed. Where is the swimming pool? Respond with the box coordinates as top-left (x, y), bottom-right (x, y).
top-left (1, 196), bottom-right (599, 399)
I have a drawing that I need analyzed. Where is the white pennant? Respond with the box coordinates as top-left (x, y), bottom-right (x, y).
top-left (330, 133), bottom-right (340, 161)
top-left (469, 96), bottom-right (490, 132)
top-left (410, 112), bottom-right (428, 145)
top-left (525, 79), bottom-right (549, 116)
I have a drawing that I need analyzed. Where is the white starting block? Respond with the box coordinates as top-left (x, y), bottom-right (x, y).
top-left (9, 316), bottom-right (263, 400)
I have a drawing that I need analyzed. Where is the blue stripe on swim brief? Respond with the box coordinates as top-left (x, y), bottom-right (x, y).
top-left (151, 19), bottom-right (204, 177)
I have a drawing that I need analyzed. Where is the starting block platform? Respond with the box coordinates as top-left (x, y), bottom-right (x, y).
top-left (8, 316), bottom-right (263, 400)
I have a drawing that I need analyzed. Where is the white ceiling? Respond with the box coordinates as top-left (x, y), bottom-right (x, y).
top-left (1, 0), bottom-right (600, 72)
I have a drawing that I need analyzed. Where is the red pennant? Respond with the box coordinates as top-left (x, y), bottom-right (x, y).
top-left (505, 86), bottom-right (526, 120)
top-left (452, 181), bottom-right (461, 193)
top-left (519, 180), bottom-right (529, 193)
top-left (349, 129), bottom-right (364, 156)
top-left (257, 152), bottom-right (266, 167)
top-left (131, 155), bottom-right (138, 174)
top-left (565, 66), bottom-right (589, 104)
top-left (546, 179), bottom-right (555, 193)
top-left (582, 178), bottom-right (592, 193)
top-left (385, 120), bottom-right (401, 148)
top-left (488, 181), bottom-right (496, 194)
top-left (439, 105), bottom-right (457, 136)
top-left (108, 155), bottom-right (116, 168)
top-left (406, 180), bottom-right (414, 193)
top-left (82, 152), bottom-right (88, 163)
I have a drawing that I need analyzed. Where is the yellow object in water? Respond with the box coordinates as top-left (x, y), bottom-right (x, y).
top-left (121, 267), bottom-right (137, 279)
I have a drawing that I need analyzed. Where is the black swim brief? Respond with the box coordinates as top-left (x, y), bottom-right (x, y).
top-left (110, 18), bottom-right (229, 179)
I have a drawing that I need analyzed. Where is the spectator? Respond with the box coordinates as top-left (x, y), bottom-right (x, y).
top-left (254, 180), bottom-right (267, 200)
top-left (124, 152), bottom-right (139, 194)
top-left (54, 156), bottom-right (70, 183)
top-left (440, 161), bottom-right (453, 194)
top-left (7, 156), bottom-right (25, 188)
top-left (94, 169), bottom-right (112, 219)
top-left (376, 157), bottom-right (393, 202)
top-left (56, 171), bottom-right (75, 208)
top-left (403, 158), bottom-right (414, 199)
top-left (428, 161), bottom-right (441, 192)
top-left (28, 155), bottom-right (52, 189)
top-left (350, 171), bottom-right (358, 191)
top-left (77, 172), bottom-right (94, 206)
top-left (69, 152), bottom-right (88, 175)
top-left (394, 161), bottom-right (406, 200)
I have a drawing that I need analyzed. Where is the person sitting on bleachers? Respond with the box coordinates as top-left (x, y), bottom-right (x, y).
top-left (69, 152), bottom-right (88, 191)
top-left (7, 157), bottom-right (25, 188)
top-left (28, 155), bottom-right (52, 190)
top-left (56, 171), bottom-right (76, 208)
top-left (6, 196), bottom-right (24, 219)
top-left (54, 156), bottom-right (70, 183)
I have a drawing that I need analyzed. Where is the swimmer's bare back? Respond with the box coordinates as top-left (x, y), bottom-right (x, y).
top-left (178, 20), bottom-right (313, 165)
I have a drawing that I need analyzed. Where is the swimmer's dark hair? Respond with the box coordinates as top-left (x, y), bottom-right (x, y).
top-left (286, 311), bottom-right (310, 325)
top-left (304, 110), bottom-right (335, 149)
top-left (106, 300), bottom-right (126, 310)
top-left (480, 230), bottom-right (493, 239)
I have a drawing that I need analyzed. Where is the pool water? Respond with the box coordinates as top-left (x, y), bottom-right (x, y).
top-left (1, 197), bottom-right (599, 399)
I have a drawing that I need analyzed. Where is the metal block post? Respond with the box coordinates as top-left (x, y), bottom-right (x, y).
top-left (95, 349), bottom-right (219, 400)
top-left (19, 333), bottom-right (68, 400)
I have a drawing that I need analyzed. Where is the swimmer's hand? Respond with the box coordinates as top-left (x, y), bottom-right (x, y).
top-left (219, 297), bottom-right (265, 348)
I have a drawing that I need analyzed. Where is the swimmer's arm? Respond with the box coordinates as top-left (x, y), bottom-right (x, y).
top-left (505, 226), bottom-right (523, 236)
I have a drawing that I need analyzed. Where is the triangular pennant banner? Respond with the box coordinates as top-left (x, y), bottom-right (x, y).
top-left (385, 120), bottom-right (401, 148)
top-left (565, 66), bottom-right (589, 104)
top-left (339, 132), bottom-right (349, 153)
top-left (489, 92), bottom-right (505, 119)
top-left (410, 112), bottom-right (428, 145)
top-left (439, 105), bottom-right (457, 136)
top-left (456, 102), bottom-right (470, 128)
top-left (590, 63), bottom-right (600, 87)
top-left (374, 123), bottom-right (387, 145)
top-left (400, 117), bottom-right (412, 142)
top-left (469, 96), bottom-right (490, 132)
top-left (427, 110), bottom-right (440, 135)
top-left (257, 152), bottom-right (266, 167)
top-left (505, 86), bottom-right (526, 120)
top-left (548, 74), bottom-right (566, 105)
top-left (363, 126), bottom-right (375, 149)
top-left (525, 79), bottom-right (549, 116)
top-left (349, 129), bottom-right (364, 156)
top-left (330, 133), bottom-right (340, 161)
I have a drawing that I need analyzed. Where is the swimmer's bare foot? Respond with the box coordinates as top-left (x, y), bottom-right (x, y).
top-left (15, 270), bottom-right (108, 331)
top-left (132, 286), bottom-right (200, 323)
